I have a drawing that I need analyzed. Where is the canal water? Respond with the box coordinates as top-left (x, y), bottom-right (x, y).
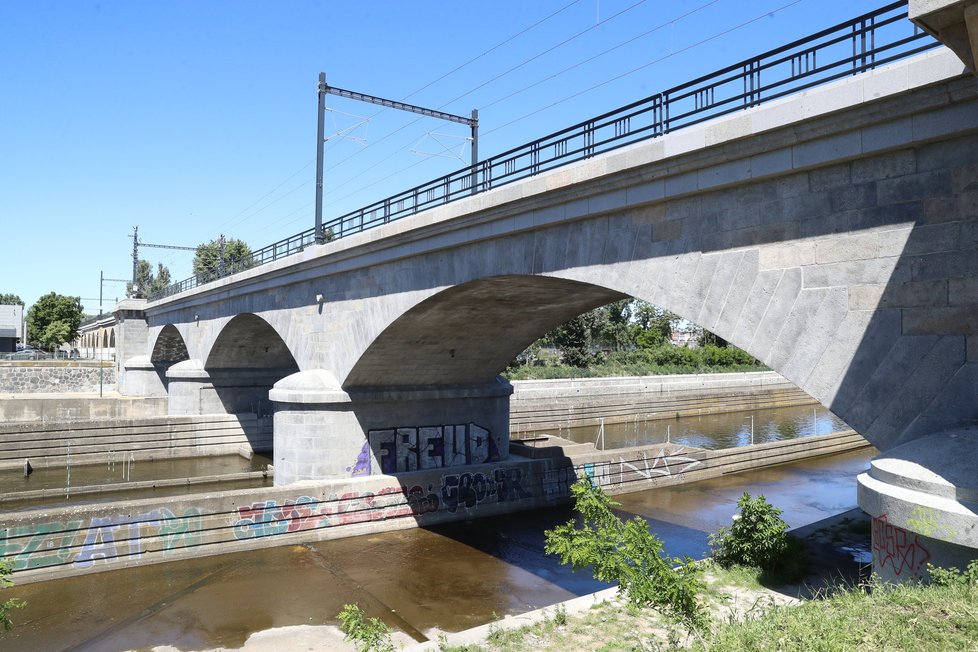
top-left (530, 402), bottom-right (850, 450)
top-left (3, 447), bottom-right (873, 651)
top-left (0, 454), bottom-right (273, 511)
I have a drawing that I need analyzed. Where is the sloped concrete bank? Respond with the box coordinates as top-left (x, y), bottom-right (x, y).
top-left (0, 392), bottom-right (166, 423)
top-left (1, 429), bottom-right (870, 585)
top-left (0, 413), bottom-right (268, 471)
top-left (509, 371), bottom-right (811, 434)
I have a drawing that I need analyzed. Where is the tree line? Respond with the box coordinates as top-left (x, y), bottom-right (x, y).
top-left (509, 299), bottom-right (763, 378)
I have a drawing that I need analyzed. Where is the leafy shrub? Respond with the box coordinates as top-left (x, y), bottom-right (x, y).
top-left (337, 603), bottom-right (395, 652)
top-left (0, 561), bottom-right (25, 632)
top-left (709, 493), bottom-right (806, 583)
top-left (545, 478), bottom-right (706, 628)
top-left (928, 560), bottom-right (978, 586)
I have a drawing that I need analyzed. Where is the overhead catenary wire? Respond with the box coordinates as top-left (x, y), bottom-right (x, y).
top-left (320, 0), bottom-right (654, 199)
top-left (205, 1), bottom-right (585, 244)
top-left (321, 0), bottom-right (799, 213)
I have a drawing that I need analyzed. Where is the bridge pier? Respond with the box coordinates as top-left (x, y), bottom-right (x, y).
top-left (858, 429), bottom-right (978, 581)
top-left (121, 355), bottom-right (168, 397)
top-left (166, 359), bottom-right (210, 415)
top-left (268, 370), bottom-right (513, 485)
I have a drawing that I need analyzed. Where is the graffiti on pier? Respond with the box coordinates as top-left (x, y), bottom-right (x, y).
top-left (442, 468), bottom-right (532, 513)
top-left (582, 447), bottom-right (703, 488)
top-left (348, 423), bottom-right (500, 477)
top-left (0, 507), bottom-right (202, 572)
top-left (872, 514), bottom-right (931, 577)
top-left (542, 464), bottom-right (577, 504)
top-left (232, 468), bottom-right (533, 540)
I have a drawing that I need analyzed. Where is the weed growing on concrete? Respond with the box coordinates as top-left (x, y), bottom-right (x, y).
top-left (0, 561), bottom-right (24, 633)
top-left (544, 477), bottom-right (706, 628)
top-left (709, 492), bottom-right (807, 583)
top-left (928, 560), bottom-right (978, 586)
top-left (337, 603), bottom-right (395, 652)
top-left (553, 603), bottom-right (568, 626)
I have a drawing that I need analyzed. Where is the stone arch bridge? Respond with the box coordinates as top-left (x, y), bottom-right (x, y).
top-left (109, 25), bottom-right (978, 574)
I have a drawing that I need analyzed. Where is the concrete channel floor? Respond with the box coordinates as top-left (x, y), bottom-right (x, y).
top-left (3, 449), bottom-right (873, 651)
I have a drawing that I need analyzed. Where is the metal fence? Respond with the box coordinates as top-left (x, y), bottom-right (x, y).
top-left (150, 2), bottom-right (938, 302)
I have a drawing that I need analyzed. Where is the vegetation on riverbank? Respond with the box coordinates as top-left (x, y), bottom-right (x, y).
top-left (503, 299), bottom-right (767, 381)
top-left (504, 346), bottom-right (767, 380)
top-left (431, 577), bottom-right (978, 652)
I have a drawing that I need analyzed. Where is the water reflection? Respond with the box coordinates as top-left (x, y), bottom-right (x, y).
top-left (529, 403), bottom-right (850, 450)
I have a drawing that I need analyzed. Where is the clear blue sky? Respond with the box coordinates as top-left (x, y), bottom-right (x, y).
top-left (1, 0), bottom-right (881, 314)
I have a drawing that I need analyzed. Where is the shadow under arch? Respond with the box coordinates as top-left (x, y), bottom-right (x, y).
top-left (204, 313), bottom-right (299, 419)
top-left (343, 275), bottom-right (629, 389)
top-left (150, 324), bottom-right (190, 390)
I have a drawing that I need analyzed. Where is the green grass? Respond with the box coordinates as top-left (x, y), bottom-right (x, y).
top-left (437, 578), bottom-right (978, 652)
top-left (694, 581), bottom-right (978, 651)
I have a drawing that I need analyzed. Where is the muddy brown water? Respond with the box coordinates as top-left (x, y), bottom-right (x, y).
top-left (3, 447), bottom-right (873, 651)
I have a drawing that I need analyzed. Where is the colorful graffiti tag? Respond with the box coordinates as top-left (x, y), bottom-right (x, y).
top-left (347, 423), bottom-right (500, 476)
top-left (0, 507), bottom-right (202, 572)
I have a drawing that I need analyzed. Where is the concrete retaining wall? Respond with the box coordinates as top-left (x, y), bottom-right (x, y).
top-left (1, 429), bottom-right (870, 584)
top-left (0, 363), bottom-right (117, 394)
top-left (0, 414), bottom-right (269, 471)
top-left (0, 394), bottom-right (167, 423)
top-left (510, 372), bottom-right (812, 433)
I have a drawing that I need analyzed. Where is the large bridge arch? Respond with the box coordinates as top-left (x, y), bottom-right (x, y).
top-left (198, 313), bottom-right (300, 416)
top-left (344, 276), bottom-right (627, 389)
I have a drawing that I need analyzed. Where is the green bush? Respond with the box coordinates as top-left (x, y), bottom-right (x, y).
top-left (0, 561), bottom-right (25, 632)
top-left (545, 478), bottom-right (706, 628)
top-left (337, 603), bottom-right (395, 652)
top-left (928, 560), bottom-right (978, 586)
top-left (708, 493), bottom-right (807, 583)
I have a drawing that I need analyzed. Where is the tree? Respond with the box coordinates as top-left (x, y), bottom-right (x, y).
top-left (545, 478), bottom-right (705, 627)
top-left (127, 260), bottom-right (172, 299)
top-left (597, 299), bottom-right (635, 352)
top-left (193, 237), bottom-right (253, 282)
top-left (544, 311), bottom-right (603, 368)
top-left (698, 328), bottom-right (728, 348)
top-left (634, 302), bottom-right (677, 349)
top-left (0, 294), bottom-right (23, 306)
top-left (26, 292), bottom-right (83, 350)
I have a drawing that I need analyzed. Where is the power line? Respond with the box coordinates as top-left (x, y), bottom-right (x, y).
top-left (215, 1), bottom-right (585, 244)
top-left (434, 0), bottom-right (650, 110)
top-left (484, 0), bottom-right (805, 137)
top-left (480, 0), bottom-right (724, 112)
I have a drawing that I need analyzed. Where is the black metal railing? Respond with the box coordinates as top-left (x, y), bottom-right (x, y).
top-left (150, 2), bottom-right (937, 302)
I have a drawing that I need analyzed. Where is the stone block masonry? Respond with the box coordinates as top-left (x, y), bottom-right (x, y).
top-left (0, 363), bottom-right (117, 394)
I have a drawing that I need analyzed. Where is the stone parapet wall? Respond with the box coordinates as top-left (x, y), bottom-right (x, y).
top-left (0, 363), bottom-right (117, 394)
top-left (510, 371), bottom-right (812, 434)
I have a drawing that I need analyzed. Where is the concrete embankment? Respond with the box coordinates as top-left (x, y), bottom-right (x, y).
top-left (0, 391), bottom-right (165, 423)
top-left (1, 429), bottom-right (870, 585)
top-left (509, 372), bottom-right (811, 434)
top-left (0, 413), bottom-right (268, 471)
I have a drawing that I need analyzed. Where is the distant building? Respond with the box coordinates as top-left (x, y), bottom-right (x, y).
top-left (670, 327), bottom-right (699, 348)
top-left (0, 304), bottom-right (24, 353)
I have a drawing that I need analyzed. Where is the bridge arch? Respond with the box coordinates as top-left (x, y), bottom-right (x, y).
top-left (343, 275), bottom-right (627, 389)
top-left (203, 313), bottom-right (299, 416)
